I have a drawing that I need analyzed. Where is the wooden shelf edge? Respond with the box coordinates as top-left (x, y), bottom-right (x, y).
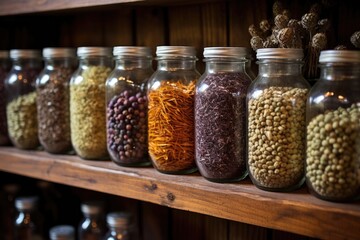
top-left (0, 147), bottom-right (359, 240)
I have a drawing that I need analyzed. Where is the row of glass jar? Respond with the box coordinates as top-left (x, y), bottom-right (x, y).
top-left (0, 46), bottom-right (359, 203)
top-left (11, 195), bottom-right (133, 240)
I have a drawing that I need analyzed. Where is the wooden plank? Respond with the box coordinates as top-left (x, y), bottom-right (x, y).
top-left (70, 13), bottom-right (105, 47)
top-left (141, 202), bottom-right (169, 240)
top-left (0, 147), bottom-right (359, 240)
top-left (201, 2), bottom-right (227, 47)
top-left (229, 221), bottom-right (268, 240)
top-left (135, 7), bottom-right (166, 55)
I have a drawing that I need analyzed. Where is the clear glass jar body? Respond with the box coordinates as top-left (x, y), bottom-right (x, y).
top-left (306, 50), bottom-right (360, 202)
top-left (247, 48), bottom-right (310, 192)
top-left (195, 49), bottom-right (252, 182)
top-left (14, 196), bottom-right (44, 240)
top-left (106, 48), bottom-right (153, 167)
top-left (5, 50), bottom-right (42, 149)
top-left (36, 49), bottom-right (76, 154)
top-left (49, 225), bottom-right (75, 240)
top-left (78, 201), bottom-right (106, 240)
top-left (70, 47), bottom-right (113, 159)
top-left (103, 212), bottom-right (132, 240)
top-left (147, 46), bottom-right (200, 174)
top-left (0, 51), bottom-right (11, 145)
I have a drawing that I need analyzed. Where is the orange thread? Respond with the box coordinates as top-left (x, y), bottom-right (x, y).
top-left (148, 81), bottom-right (196, 172)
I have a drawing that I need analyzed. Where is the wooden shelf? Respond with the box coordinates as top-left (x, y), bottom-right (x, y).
top-left (0, 147), bottom-right (359, 240)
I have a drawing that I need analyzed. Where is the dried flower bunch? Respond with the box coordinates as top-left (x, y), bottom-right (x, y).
top-left (249, 1), bottom-right (331, 79)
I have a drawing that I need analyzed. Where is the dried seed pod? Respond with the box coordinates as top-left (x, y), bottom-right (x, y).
top-left (282, 9), bottom-right (291, 19)
top-left (275, 14), bottom-right (289, 29)
top-left (272, 0), bottom-right (284, 16)
top-left (318, 19), bottom-right (330, 33)
top-left (312, 33), bottom-right (327, 49)
top-left (277, 27), bottom-right (294, 48)
top-left (334, 45), bottom-right (347, 50)
top-left (350, 31), bottom-right (360, 48)
top-left (249, 24), bottom-right (261, 37)
top-left (259, 19), bottom-right (271, 33)
top-left (250, 36), bottom-right (264, 51)
top-left (264, 39), bottom-right (278, 48)
top-left (321, 0), bottom-right (337, 7)
top-left (310, 3), bottom-right (322, 15)
top-left (301, 12), bottom-right (318, 30)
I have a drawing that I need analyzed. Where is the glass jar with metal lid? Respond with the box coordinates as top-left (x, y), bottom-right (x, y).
top-left (0, 50), bottom-right (11, 145)
top-left (306, 50), bottom-right (360, 202)
top-left (106, 46), bottom-right (153, 167)
top-left (49, 225), bottom-right (75, 240)
top-left (195, 47), bottom-right (252, 182)
top-left (36, 48), bottom-right (77, 154)
top-left (147, 46), bottom-right (200, 174)
top-left (5, 49), bottom-right (42, 149)
top-left (70, 47), bottom-right (113, 160)
top-left (103, 212), bottom-right (133, 240)
top-left (246, 48), bottom-right (310, 192)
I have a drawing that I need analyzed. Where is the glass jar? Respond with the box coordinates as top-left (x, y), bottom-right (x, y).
top-left (5, 49), bottom-right (42, 149)
top-left (247, 48), bottom-right (310, 192)
top-left (14, 196), bottom-right (44, 240)
top-left (147, 46), bottom-right (200, 174)
top-left (49, 225), bottom-right (75, 240)
top-left (306, 50), bottom-right (360, 202)
top-left (195, 47), bottom-right (252, 182)
top-left (78, 201), bottom-right (106, 240)
top-left (103, 212), bottom-right (132, 240)
top-left (106, 46), bottom-right (153, 167)
top-left (70, 47), bottom-right (113, 159)
top-left (0, 50), bottom-right (11, 145)
top-left (36, 48), bottom-right (76, 154)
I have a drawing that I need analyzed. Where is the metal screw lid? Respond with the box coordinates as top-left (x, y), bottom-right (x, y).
top-left (256, 48), bottom-right (304, 60)
top-left (81, 201), bottom-right (104, 215)
top-left (156, 46), bottom-right (196, 58)
top-left (43, 48), bottom-right (76, 58)
top-left (49, 225), bottom-right (75, 240)
top-left (106, 212), bottom-right (131, 228)
top-left (77, 47), bottom-right (112, 58)
top-left (10, 49), bottom-right (41, 59)
top-left (203, 47), bottom-right (249, 59)
top-left (113, 46), bottom-right (152, 58)
top-left (0, 50), bottom-right (9, 58)
top-left (15, 196), bottom-right (38, 210)
top-left (319, 50), bottom-right (360, 63)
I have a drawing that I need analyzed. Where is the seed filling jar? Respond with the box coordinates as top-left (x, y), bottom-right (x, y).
top-left (247, 48), bottom-right (310, 192)
top-left (147, 46), bottom-right (200, 174)
top-left (70, 47), bottom-right (113, 160)
top-left (36, 48), bottom-right (76, 154)
top-left (0, 50), bottom-right (11, 145)
top-left (195, 47), bottom-right (252, 182)
top-left (306, 50), bottom-right (360, 202)
top-left (106, 46), bottom-right (153, 167)
top-left (5, 49), bottom-right (42, 149)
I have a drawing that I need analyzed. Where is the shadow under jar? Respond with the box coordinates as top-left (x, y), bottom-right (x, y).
top-left (195, 47), bottom-right (252, 182)
top-left (106, 46), bottom-right (153, 167)
top-left (36, 48), bottom-right (77, 154)
top-left (246, 48), bottom-right (310, 192)
top-left (306, 50), bottom-right (360, 202)
top-left (147, 46), bottom-right (200, 174)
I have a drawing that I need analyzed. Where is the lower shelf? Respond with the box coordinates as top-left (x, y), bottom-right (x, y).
top-left (0, 147), bottom-right (359, 240)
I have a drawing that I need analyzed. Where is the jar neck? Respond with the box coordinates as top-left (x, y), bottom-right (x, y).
top-left (115, 57), bottom-right (152, 70)
top-left (205, 59), bottom-right (247, 74)
top-left (13, 58), bottom-right (42, 69)
top-left (79, 57), bottom-right (113, 67)
top-left (257, 60), bottom-right (303, 77)
top-left (45, 58), bottom-right (76, 69)
top-left (320, 63), bottom-right (360, 81)
top-left (157, 57), bottom-right (197, 71)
